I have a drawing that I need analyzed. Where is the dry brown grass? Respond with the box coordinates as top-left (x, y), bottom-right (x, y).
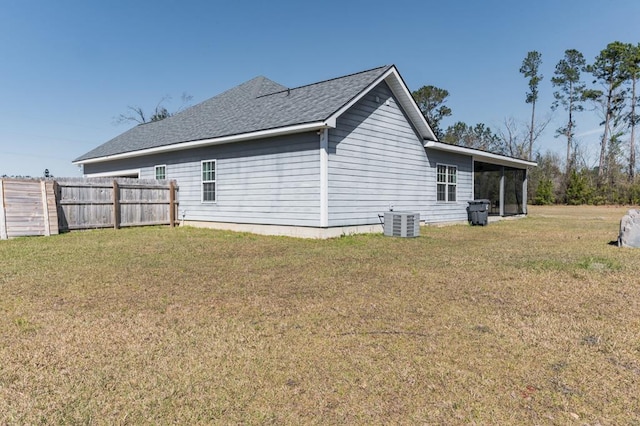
top-left (1, 205), bottom-right (639, 424)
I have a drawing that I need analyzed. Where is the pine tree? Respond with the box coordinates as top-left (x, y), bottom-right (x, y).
top-left (520, 51), bottom-right (543, 160)
top-left (622, 43), bottom-right (640, 180)
top-left (411, 85), bottom-right (452, 139)
top-left (588, 42), bottom-right (629, 183)
top-left (551, 49), bottom-right (590, 175)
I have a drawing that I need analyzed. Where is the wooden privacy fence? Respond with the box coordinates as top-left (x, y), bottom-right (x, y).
top-left (0, 179), bottom-right (58, 240)
top-left (0, 178), bottom-right (178, 240)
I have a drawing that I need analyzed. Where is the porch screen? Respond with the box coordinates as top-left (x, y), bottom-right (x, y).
top-left (503, 168), bottom-right (525, 215)
top-left (474, 163), bottom-right (525, 216)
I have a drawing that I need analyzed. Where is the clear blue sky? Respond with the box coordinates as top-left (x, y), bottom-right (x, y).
top-left (1, 0), bottom-right (639, 177)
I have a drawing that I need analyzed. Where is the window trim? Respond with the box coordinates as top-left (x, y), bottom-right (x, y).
top-left (201, 159), bottom-right (217, 203)
top-left (436, 163), bottom-right (457, 203)
top-left (154, 164), bottom-right (166, 180)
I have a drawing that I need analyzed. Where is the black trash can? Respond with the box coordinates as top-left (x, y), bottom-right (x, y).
top-left (467, 199), bottom-right (490, 226)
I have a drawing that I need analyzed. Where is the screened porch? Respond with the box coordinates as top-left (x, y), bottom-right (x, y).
top-left (424, 141), bottom-right (537, 218)
top-left (473, 162), bottom-right (527, 216)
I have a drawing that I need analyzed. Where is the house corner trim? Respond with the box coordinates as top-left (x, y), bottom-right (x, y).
top-left (320, 129), bottom-right (329, 227)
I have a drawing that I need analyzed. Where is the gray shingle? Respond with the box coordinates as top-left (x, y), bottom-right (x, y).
top-left (75, 66), bottom-right (392, 161)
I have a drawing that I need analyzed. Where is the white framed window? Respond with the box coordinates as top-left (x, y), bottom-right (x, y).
top-left (154, 165), bottom-right (166, 180)
top-left (201, 160), bottom-right (216, 203)
top-left (437, 164), bottom-right (457, 202)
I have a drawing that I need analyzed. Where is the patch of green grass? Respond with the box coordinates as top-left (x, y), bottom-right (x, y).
top-left (576, 256), bottom-right (621, 271)
top-left (520, 258), bottom-right (570, 271)
top-left (1, 206), bottom-right (639, 424)
top-left (12, 317), bottom-right (39, 333)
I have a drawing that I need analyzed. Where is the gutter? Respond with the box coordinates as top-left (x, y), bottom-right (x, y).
top-left (74, 121), bottom-right (332, 165)
top-left (424, 141), bottom-right (537, 168)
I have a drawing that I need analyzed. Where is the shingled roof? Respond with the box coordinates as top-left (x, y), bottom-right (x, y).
top-left (75, 65), bottom-right (399, 162)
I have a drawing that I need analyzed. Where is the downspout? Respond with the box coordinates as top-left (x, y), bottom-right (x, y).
top-left (320, 128), bottom-right (329, 227)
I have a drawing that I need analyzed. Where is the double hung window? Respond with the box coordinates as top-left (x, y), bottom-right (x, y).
top-left (202, 160), bottom-right (216, 202)
top-left (154, 165), bottom-right (166, 180)
top-left (436, 164), bottom-right (457, 202)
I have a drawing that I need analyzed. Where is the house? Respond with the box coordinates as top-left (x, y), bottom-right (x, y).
top-left (74, 65), bottom-right (536, 238)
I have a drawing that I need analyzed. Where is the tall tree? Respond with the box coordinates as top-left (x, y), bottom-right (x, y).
top-left (623, 43), bottom-right (640, 180)
top-left (520, 51), bottom-right (543, 160)
top-left (551, 49), bottom-right (590, 175)
top-left (588, 41), bottom-right (629, 182)
top-left (411, 85), bottom-right (451, 139)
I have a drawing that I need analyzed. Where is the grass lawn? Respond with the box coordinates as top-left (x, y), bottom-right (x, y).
top-left (1, 205), bottom-right (639, 424)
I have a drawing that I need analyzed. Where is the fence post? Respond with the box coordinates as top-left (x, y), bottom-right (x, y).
top-left (0, 180), bottom-right (7, 240)
top-left (40, 180), bottom-right (51, 236)
top-left (113, 180), bottom-right (120, 229)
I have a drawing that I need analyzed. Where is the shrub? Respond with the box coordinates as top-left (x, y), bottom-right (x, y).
top-left (533, 178), bottom-right (555, 205)
top-left (566, 170), bottom-right (593, 205)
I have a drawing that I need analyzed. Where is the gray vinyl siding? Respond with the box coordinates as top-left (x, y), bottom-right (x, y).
top-left (423, 149), bottom-right (473, 223)
top-left (83, 84), bottom-right (479, 230)
top-left (327, 82), bottom-right (430, 226)
top-left (83, 133), bottom-right (321, 226)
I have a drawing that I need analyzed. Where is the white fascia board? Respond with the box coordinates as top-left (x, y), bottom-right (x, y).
top-left (74, 122), bottom-right (328, 165)
top-left (425, 141), bottom-right (537, 168)
top-left (323, 66), bottom-right (437, 141)
top-left (84, 168), bottom-right (141, 178)
top-left (383, 68), bottom-right (438, 141)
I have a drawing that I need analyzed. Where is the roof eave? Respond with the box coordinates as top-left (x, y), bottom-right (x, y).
top-left (74, 121), bottom-right (329, 165)
top-left (424, 141), bottom-right (537, 168)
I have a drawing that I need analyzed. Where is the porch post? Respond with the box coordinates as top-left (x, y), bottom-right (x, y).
top-left (471, 158), bottom-right (475, 199)
top-left (499, 166), bottom-right (505, 217)
top-left (522, 168), bottom-right (528, 215)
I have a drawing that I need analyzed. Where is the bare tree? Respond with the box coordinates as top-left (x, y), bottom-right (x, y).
top-left (115, 92), bottom-right (193, 125)
top-left (497, 116), bottom-right (551, 159)
top-left (497, 117), bottom-right (526, 158)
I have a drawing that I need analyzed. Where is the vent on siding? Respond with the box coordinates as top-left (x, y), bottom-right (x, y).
top-left (384, 212), bottom-right (420, 238)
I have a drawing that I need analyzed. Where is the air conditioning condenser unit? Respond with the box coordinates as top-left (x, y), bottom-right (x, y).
top-left (384, 212), bottom-right (420, 238)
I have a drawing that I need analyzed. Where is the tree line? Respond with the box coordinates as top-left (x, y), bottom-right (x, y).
top-left (412, 41), bottom-right (640, 206)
